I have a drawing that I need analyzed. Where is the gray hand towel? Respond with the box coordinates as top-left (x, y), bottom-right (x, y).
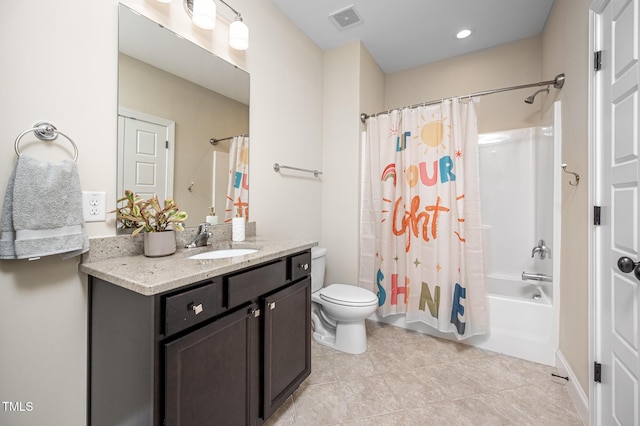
top-left (0, 162), bottom-right (18, 258)
top-left (0, 155), bottom-right (90, 260)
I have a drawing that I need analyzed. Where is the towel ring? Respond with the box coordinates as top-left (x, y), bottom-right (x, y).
top-left (14, 122), bottom-right (78, 162)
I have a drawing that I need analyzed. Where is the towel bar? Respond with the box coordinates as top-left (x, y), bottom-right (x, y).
top-left (14, 122), bottom-right (78, 162)
top-left (273, 162), bottom-right (322, 178)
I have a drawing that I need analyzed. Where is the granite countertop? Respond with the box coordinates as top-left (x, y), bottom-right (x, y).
top-left (79, 236), bottom-right (316, 296)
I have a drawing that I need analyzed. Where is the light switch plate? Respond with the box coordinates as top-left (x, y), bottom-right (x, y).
top-left (82, 191), bottom-right (107, 222)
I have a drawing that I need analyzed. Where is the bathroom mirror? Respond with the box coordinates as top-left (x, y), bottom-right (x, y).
top-left (117, 4), bottom-right (249, 229)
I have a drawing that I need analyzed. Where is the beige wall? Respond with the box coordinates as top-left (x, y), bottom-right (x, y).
top-left (321, 41), bottom-right (385, 287)
top-left (0, 1), bottom-right (115, 425)
top-left (359, 44), bottom-right (386, 126)
top-left (322, 42), bottom-right (361, 285)
top-left (385, 36), bottom-right (544, 134)
top-left (541, 0), bottom-right (591, 395)
top-left (0, 0), bottom-right (324, 424)
top-left (119, 53), bottom-right (249, 227)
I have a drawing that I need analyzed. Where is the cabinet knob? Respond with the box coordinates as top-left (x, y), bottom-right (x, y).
top-left (299, 263), bottom-right (309, 271)
top-left (191, 303), bottom-right (203, 315)
top-left (269, 301), bottom-right (276, 310)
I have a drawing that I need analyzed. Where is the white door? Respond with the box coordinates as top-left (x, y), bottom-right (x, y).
top-left (596, 0), bottom-right (640, 424)
top-left (117, 110), bottom-right (175, 202)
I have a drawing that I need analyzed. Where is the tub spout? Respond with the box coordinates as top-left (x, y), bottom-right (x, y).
top-left (522, 271), bottom-right (553, 282)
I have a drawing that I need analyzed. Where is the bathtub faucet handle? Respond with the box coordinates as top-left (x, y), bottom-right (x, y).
top-left (531, 239), bottom-right (551, 260)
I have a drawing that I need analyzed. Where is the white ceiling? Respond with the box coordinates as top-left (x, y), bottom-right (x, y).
top-left (271, 0), bottom-right (555, 73)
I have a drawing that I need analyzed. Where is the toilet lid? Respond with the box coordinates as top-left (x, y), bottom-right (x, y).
top-left (320, 284), bottom-right (378, 306)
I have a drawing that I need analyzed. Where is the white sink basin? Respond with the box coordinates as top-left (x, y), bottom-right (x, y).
top-left (188, 248), bottom-right (258, 260)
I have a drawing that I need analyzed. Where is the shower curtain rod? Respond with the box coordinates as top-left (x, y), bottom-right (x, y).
top-left (360, 73), bottom-right (565, 123)
top-left (209, 134), bottom-right (248, 145)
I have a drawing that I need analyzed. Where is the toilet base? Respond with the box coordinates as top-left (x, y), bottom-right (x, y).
top-left (312, 319), bottom-right (368, 355)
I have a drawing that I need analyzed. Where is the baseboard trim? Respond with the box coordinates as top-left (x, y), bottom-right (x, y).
top-left (556, 350), bottom-right (589, 425)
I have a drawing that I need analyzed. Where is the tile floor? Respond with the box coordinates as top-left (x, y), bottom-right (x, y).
top-left (265, 320), bottom-right (584, 426)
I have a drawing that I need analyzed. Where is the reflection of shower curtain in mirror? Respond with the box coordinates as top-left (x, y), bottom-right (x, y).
top-left (360, 99), bottom-right (488, 339)
top-left (224, 136), bottom-right (249, 222)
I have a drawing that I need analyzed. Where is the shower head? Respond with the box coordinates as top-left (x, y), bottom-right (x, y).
top-left (524, 87), bottom-right (550, 104)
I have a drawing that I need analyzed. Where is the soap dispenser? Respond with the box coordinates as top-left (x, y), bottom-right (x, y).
top-left (206, 207), bottom-right (218, 225)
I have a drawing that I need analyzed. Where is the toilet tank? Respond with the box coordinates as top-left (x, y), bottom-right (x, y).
top-left (310, 246), bottom-right (327, 292)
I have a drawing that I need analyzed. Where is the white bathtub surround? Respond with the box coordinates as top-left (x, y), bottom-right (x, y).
top-left (472, 107), bottom-right (561, 365)
top-left (360, 99), bottom-right (488, 340)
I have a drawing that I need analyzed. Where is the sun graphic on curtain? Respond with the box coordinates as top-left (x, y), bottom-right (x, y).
top-left (239, 144), bottom-right (249, 165)
top-left (417, 114), bottom-right (449, 154)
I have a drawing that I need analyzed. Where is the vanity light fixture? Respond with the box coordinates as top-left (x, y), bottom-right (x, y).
top-left (193, 0), bottom-right (217, 30)
top-left (182, 0), bottom-right (249, 50)
top-left (229, 15), bottom-right (249, 50)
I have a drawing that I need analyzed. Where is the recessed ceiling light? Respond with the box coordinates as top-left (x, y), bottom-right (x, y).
top-left (456, 29), bottom-right (473, 39)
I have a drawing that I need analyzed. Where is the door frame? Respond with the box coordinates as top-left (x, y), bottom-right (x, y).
top-left (589, 1), bottom-right (613, 425)
top-left (589, 1), bottom-right (604, 425)
top-left (117, 107), bottom-right (176, 200)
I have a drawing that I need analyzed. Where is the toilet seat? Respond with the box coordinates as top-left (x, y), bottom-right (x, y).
top-left (319, 284), bottom-right (378, 307)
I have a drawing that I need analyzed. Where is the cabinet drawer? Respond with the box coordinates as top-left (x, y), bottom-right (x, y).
top-left (289, 250), bottom-right (311, 282)
top-left (226, 260), bottom-right (286, 308)
top-left (164, 279), bottom-right (222, 336)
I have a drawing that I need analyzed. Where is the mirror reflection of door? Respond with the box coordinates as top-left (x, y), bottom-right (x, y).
top-left (117, 109), bottom-right (175, 203)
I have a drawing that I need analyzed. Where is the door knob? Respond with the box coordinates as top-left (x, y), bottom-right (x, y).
top-left (618, 256), bottom-right (640, 280)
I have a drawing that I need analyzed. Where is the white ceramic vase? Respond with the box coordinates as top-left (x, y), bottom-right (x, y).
top-left (143, 230), bottom-right (176, 257)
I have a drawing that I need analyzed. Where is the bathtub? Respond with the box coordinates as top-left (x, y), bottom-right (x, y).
top-left (467, 275), bottom-right (557, 366)
top-left (371, 274), bottom-right (558, 366)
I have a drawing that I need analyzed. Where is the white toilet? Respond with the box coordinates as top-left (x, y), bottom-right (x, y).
top-left (310, 246), bottom-right (378, 354)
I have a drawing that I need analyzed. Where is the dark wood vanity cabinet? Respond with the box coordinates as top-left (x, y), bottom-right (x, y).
top-left (89, 249), bottom-right (311, 426)
top-left (263, 278), bottom-right (311, 419)
top-left (164, 302), bottom-right (261, 425)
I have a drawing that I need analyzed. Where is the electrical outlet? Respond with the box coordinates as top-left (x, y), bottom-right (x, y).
top-left (82, 191), bottom-right (107, 222)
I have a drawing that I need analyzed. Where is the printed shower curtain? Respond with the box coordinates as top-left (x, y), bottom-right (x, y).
top-left (224, 136), bottom-right (249, 222)
top-left (360, 98), bottom-right (488, 339)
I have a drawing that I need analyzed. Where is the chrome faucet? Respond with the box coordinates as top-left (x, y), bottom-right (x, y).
top-left (185, 223), bottom-right (212, 248)
top-left (531, 239), bottom-right (551, 260)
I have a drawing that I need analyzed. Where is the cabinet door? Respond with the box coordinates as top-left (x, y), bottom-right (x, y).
top-left (164, 304), bottom-right (260, 426)
top-left (263, 278), bottom-right (311, 419)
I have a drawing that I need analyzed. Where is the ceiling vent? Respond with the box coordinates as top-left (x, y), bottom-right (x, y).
top-left (329, 5), bottom-right (362, 29)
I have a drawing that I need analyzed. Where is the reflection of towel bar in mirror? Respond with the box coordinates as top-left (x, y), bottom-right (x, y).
top-left (273, 163), bottom-right (322, 178)
top-left (561, 163), bottom-right (580, 186)
top-left (14, 122), bottom-right (79, 162)
top-left (210, 134), bottom-right (249, 145)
